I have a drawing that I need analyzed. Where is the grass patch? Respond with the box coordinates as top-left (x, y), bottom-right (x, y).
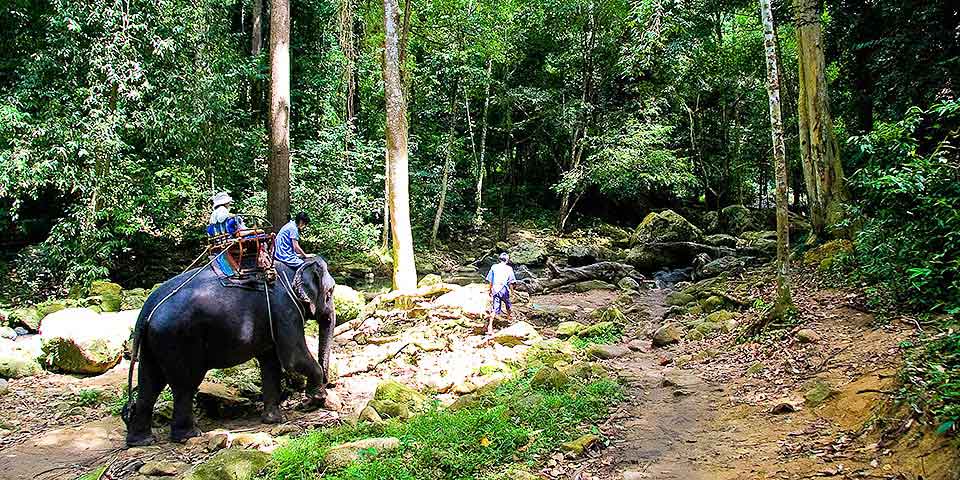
top-left (68, 388), bottom-right (114, 409)
top-left (263, 371), bottom-right (623, 480)
top-left (569, 322), bottom-right (623, 349)
top-left (899, 327), bottom-right (960, 435)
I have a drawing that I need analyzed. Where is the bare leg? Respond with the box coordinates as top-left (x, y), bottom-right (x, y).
top-left (259, 353), bottom-right (285, 424)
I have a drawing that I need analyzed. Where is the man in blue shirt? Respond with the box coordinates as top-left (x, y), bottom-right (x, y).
top-left (485, 252), bottom-right (517, 334)
top-left (274, 212), bottom-right (311, 268)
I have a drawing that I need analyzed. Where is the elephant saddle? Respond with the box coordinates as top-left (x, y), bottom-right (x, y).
top-left (208, 229), bottom-right (277, 287)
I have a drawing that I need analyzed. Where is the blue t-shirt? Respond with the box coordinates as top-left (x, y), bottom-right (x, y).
top-left (486, 263), bottom-right (516, 291)
top-left (274, 220), bottom-right (303, 267)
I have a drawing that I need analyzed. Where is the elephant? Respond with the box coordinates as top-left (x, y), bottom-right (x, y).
top-left (122, 256), bottom-right (337, 447)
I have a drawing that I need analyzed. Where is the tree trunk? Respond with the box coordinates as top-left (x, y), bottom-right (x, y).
top-left (760, 0), bottom-right (792, 309)
top-left (339, 0), bottom-right (356, 159)
top-left (473, 57), bottom-right (493, 228)
top-left (381, 151), bottom-right (390, 250)
top-left (520, 261), bottom-right (645, 294)
top-left (267, 0), bottom-right (291, 230)
top-left (794, 0), bottom-right (846, 236)
top-left (431, 88), bottom-right (458, 247)
top-left (384, 0), bottom-right (417, 290)
top-left (252, 0), bottom-right (263, 55)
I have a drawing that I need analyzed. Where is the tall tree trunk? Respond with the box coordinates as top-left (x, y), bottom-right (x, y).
top-left (473, 57), bottom-right (493, 229)
top-left (794, 0), bottom-right (846, 236)
top-left (268, 0), bottom-right (291, 229)
top-left (760, 0), bottom-right (792, 309)
top-left (339, 0), bottom-right (356, 159)
top-left (381, 151), bottom-right (390, 250)
top-left (251, 0), bottom-right (264, 120)
top-left (431, 88), bottom-right (458, 247)
top-left (384, 0), bottom-right (417, 290)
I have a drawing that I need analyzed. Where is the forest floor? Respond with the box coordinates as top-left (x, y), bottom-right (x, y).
top-left (0, 266), bottom-right (957, 479)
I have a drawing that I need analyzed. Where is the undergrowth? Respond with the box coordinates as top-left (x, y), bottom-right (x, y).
top-left (263, 371), bottom-right (623, 480)
top-left (899, 327), bottom-right (960, 435)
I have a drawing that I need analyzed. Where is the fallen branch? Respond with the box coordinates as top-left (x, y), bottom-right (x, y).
top-left (340, 343), bottom-right (410, 378)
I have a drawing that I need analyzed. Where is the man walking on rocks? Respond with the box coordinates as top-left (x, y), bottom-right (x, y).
top-left (485, 252), bottom-right (517, 335)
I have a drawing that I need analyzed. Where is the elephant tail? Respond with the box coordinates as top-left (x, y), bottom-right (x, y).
top-left (121, 310), bottom-right (147, 426)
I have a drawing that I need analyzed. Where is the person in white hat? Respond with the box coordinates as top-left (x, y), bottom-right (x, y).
top-left (207, 191), bottom-right (245, 237)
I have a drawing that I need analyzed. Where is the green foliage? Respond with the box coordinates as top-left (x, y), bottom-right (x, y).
top-left (847, 100), bottom-right (960, 315)
top-left (900, 328), bottom-right (960, 435)
top-left (264, 373), bottom-right (622, 480)
top-left (70, 388), bottom-right (111, 409)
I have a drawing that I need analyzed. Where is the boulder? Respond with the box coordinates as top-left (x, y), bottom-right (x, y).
top-left (635, 210), bottom-right (703, 244)
top-left (560, 361), bottom-right (607, 380)
top-left (696, 256), bottom-right (745, 279)
top-left (0, 378), bottom-right (8, 395)
top-left (0, 338), bottom-right (43, 378)
top-left (573, 280), bottom-right (616, 293)
top-left (556, 321), bottom-right (587, 338)
top-left (530, 366), bottom-right (571, 390)
top-left (39, 308), bottom-right (135, 375)
top-left (561, 242), bottom-right (600, 267)
top-left (525, 339), bottom-right (576, 366)
top-left (492, 321), bottom-right (541, 347)
top-left (705, 310), bottom-right (734, 325)
top-left (704, 234), bottom-right (738, 248)
top-left (720, 205), bottom-right (753, 234)
top-left (739, 231), bottom-right (777, 257)
top-left (89, 280), bottom-right (122, 312)
top-left (36, 300), bottom-right (66, 318)
top-left (529, 304), bottom-right (578, 323)
top-left (586, 344), bottom-right (630, 359)
top-left (433, 283), bottom-right (489, 317)
top-left (804, 380), bottom-right (837, 407)
top-left (357, 406), bottom-right (383, 423)
top-left (373, 379), bottom-right (428, 413)
top-left (651, 324), bottom-right (682, 347)
top-left (139, 460), bottom-right (184, 476)
top-left (510, 241), bottom-right (548, 266)
top-left (795, 329), bottom-right (821, 344)
top-left (417, 274), bottom-right (443, 288)
top-left (7, 307), bottom-right (41, 332)
top-left (665, 291), bottom-right (695, 307)
top-left (323, 437), bottom-right (400, 471)
top-left (617, 277), bottom-right (641, 291)
top-left (121, 288), bottom-right (150, 310)
top-left (0, 326), bottom-right (16, 340)
top-left (180, 448), bottom-right (270, 480)
top-left (333, 286), bottom-right (366, 324)
top-left (700, 296), bottom-right (725, 314)
top-left (803, 239), bottom-right (853, 270)
top-left (561, 434), bottom-right (600, 457)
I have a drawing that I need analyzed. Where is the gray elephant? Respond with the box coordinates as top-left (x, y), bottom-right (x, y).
top-left (122, 257), bottom-right (336, 446)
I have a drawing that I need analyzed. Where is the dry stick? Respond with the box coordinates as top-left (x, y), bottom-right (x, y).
top-left (340, 343), bottom-right (410, 377)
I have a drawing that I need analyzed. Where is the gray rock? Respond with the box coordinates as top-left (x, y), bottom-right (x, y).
top-left (138, 460), bottom-right (183, 476)
top-left (573, 280), bottom-right (616, 292)
top-left (0, 327), bottom-right (16, 340)
top-left (796, 329), bottom-right (821, 344)
top-left (13, 327), bottom-right (28, 336)
top-left (0, 378), bottom-right (9, 396)
top-left (704, 234), bottom-right (739, 248)
top-left (0, 339), bottom-right (43, 379)
top-left (635, 210), bottom-right (703, 244)
top-left (652, 324), bottom-right (682, 347)
top-left (696, 255), bottom-right (745, 279)
top-left (493, 321), bottom-right (541, 346)
top-left (180, 448), bottom-right (270, 480)
top-left (617, 277), bottom-right (640, 291)
top-left (720, 205), bottom-right (753, 234)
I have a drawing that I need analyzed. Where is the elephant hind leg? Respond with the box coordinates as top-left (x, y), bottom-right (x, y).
top-left (126, 348), bottom-right (166, 447)
top-left (258, 353), bottom-right (285, 424)
top-left (169, 383), bottom-right (202, 443)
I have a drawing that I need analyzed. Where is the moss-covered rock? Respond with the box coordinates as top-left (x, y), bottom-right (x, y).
top-left (525, 338), bottom-right (576, 366)
top-left (635, 210), bottom-right (703, 244)
top-left (585, 344), bottom-right (630, 359)
top-left (36, 300), bottom-right (66, 318)
top-left (367, 399), bottom-right (411, 419)
top-left (89, 281), bottom-right (122, 312)
top-left (180, 448), bottom-right (270, 480)
top-left (0, 339), bottom-right (43, 378)
top-left (561, 434), bottom-right (600, 457)
top-left (700, 295), bottom-right (725, 314)
top-left (560, 361), bottom-right (607, 380)
top-left (556, 321), bottom-right (587, 338)
top-left (333, 285), bottom-right (366, 324)
top-left (41, 337), bottom-right (122, 375)
top-left (530, 366), bottom-right (571, 390)
top-left (704, 310), bottom-right (734, 325)
top-left (704, 234), bottom-right (738, 248)
top-left (573, 280), bottom-right (616, 292)
top-left (323, 437), bottom-right (401, 471)
top-left (720, 205), bottom-right (753, 234)
top-left (510, 241), bottom-right (548, 266)
top-left (373, 379), bottom-right (428, 413)
top-left (617, 277), bottom-right (641, 291)
top-left (8, 308), bottom-right (41, 332)
top-left (804, 379), bottom-right (837, 407)
top-left (492, 321), bottom-right (540, 346)
top-left (121, 288), bottom-right (149, 310)
top-left (652, 324), bottom-right (682, 347)
top-left (803, 239), bottom-right (854, 268)
top-left (579, 321), bottom-right (618, 338)
top-left (417, 274), bottom-right (443, 288)
top-left (665, 291), bottom-right (695, 307)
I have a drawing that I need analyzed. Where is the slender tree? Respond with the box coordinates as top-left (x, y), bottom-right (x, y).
top-left (760, 0), bottom-right (792, 312)
top-left (431, 84), bottom-right (458, 247)
top-left (473, 57), bottom-right (493, 228)
top-left (794, 0), bottom-right (846, 236)
top-left (267, 0), bottom-right (291, 229)
top-left (384, 0), bottom-right (417, 289)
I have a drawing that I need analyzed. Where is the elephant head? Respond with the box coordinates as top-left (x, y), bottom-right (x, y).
top-left (294, 257), bottom-right (337, 323)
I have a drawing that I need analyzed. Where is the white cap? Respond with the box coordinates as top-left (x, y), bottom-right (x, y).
top-left (211, 191), bottom-right (233, 208)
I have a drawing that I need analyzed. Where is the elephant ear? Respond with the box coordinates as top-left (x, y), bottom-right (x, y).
top-left (295, 262), bottom-right (322, 316)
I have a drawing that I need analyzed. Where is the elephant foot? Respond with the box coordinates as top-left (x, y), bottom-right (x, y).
top-left (126, 433), bottom-right (155, 448)
top-left (170, 426), bottom-right (202, 444)
top-left (297, 393), bottom-right (326, 412)
top-left (262, 408), bottom-right (286, 424)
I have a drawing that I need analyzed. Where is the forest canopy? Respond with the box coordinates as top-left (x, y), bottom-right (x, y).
top-left (0, 0), bottom-right (957, 316)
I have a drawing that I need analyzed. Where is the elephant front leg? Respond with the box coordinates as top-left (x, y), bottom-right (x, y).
top-left (258, 353), bottom-right (285, 424)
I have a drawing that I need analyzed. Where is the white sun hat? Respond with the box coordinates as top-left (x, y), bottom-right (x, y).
top-left (211, 191), bottom-right (234, 208)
